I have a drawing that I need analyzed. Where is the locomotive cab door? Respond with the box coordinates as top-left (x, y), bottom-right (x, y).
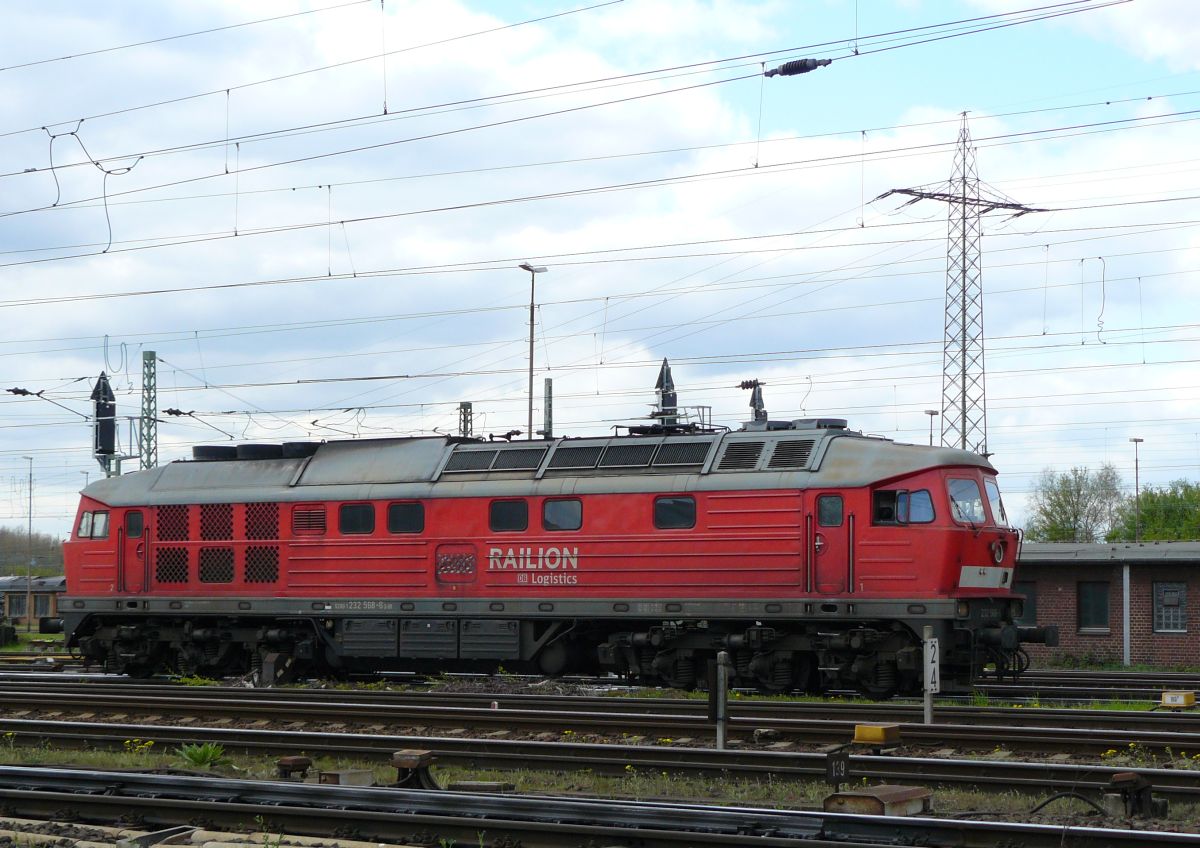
top-left (811, 494), bottom-right (848, 594)
top-left (119, 510), bottom-right (147, 593)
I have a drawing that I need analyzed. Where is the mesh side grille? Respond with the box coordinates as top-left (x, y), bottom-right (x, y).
top-left (653, 441), bottom-right (712, 466)
top-left (200, 503), bottom-right (233, 540)
top-left (199, 548), bottom-right (234, 583)
top-left (157, 505), bottom-right (189, 541)
top-left (491, 448), bottom-right (546, 470)
top-left (717, 441), bottom-right (765, 470)
top-left (245, 546), bottom-right (279, 583)
top-left (444, 450), bottom-right (498, 472)
top-left (244, 503), bottom-right (279, 540)
top-left (436, 552), bottom-right (477, 580)
top-left (155, 547), bottom-right (189, 583)
top-left (767, 439), bottom-right (816, 469)
top-left (292, 506), bottom-right (326, 534)
top-left (548, 445), bottom-right (603, 468)
top-left (599, 443), bottom-right (656, 467)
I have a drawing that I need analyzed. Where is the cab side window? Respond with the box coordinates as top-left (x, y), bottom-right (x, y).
top-left (77, 512), bottom-right (93, 539)
top-left (91, 511), bottom-right (110, 539)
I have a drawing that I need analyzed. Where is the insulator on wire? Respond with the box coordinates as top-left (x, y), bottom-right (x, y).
top-left (764, 58), bottom-right (832, 77)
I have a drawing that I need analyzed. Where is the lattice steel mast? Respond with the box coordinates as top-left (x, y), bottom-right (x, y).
top-left (942, 115), bottom-right (986, 454)
top-left (876, 114), bottom-right (1045, 455)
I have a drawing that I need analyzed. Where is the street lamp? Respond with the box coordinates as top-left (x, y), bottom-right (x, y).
top-left (925, 409), bottom-right (939, 446)
top-left (518, 262), bottom-right (548, 441)
top-left (1130, 437), bottom-right (1144, 542)
top-left (21, 456), bottom-right (32, 632)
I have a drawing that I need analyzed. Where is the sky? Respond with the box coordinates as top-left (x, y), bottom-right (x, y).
top-left (0, 0), bottom-right (1197, 540)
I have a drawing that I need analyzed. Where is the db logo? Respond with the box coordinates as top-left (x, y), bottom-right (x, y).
top-left (517, 573), bottom-right (529, 584)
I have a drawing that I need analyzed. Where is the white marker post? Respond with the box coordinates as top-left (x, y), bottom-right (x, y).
top-left (923, 624), bottom-right (939, 725)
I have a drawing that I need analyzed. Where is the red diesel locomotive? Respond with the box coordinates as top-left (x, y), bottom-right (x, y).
top-left (61, 415), bottom-right (1055, 694)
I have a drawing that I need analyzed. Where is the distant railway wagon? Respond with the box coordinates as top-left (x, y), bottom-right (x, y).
top-left (60, 416), bottom-right (1056, 694)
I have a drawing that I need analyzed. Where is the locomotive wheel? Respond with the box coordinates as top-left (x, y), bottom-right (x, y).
top-left (855, 657), bottom-right (899, 701)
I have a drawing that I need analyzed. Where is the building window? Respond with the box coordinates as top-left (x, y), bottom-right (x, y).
top-left (1013, 580), bottom-right (1037, 624)
top-left (1077, 581), bottom-right (1110, 632)
top-left (1154, 581), bottom-right (1187, 633)
top-left (816, 494), bottom-right (843, 527)
top-left (8, 595), bottom-right (27, 618)
top-left (387, 502), bottom-right (424, 534)
top-left (654, 496), bottom-right (696, 529)
top-left (338, 503), bottom-right (375, 535)
top-left (34, 594), bottom-right (51, 617)
top-left (543, 499), bottom-right (582, 531)
top-left (490, 500), bottom-right (528, 532)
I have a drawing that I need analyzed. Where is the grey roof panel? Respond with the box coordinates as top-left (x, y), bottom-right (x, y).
top-left (296, 437), bottom-right (446, 486)
top-left (1019, 542), bottom-right (1200, 564)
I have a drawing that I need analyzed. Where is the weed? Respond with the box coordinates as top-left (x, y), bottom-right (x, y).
top-left (123, 738), bottom-right (155, 755)
top-left (176, 742), bottom-right (230, 769)
top-left (173, 674), bottom-right (220, 687)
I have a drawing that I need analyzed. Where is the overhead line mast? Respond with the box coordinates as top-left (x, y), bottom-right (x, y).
top-left (878, 114), bottom-right (1045, 455)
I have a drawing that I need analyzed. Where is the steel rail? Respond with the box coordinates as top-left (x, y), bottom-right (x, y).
top-left (5, 717), bottom-right (1200, 800)
top-left (3, 683), bottom-right (1200, 754)
top-left (0, 764), bottom-right (1196, 848)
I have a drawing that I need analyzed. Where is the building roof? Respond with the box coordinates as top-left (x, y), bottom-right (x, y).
top-left (1020, 541), bottom-right (1200, 565)
top-left (0, 575), bottom-right (65, 591)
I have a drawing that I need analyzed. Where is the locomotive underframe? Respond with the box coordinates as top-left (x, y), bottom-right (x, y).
top-left (62, 595), bottom-right (1021, 695)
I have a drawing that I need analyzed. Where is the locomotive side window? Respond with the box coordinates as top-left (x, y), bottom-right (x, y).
top-left (983, 479), bottom-right (1010, 526)
top-left (947, 479), bottom-right (987, 524)
top-left (126, 511), bottom-right (144, 539)
top-left (339, 503), bottom-right (375, 535)
top-left (654, 496), bottom-right (696, 529)
top-left (77, 512), bottom-right (93, 539)
top-left (543, 498), bottom-right (582, 531)
top-left (872, 491), bottom-right (899, 524)
top-left (490, 500), bottom-right (528, 532)
top-left (816, 494), bottom-right (843, 527)
top-left (905, 490), bottom-right (935, 523)
top-left (387, 502), bottom-right (425, 534)
top-left (91, 511), bottom-right (110, 539)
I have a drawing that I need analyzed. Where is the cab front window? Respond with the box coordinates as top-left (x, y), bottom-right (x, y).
top-left (947, 479), bottom-right (987, 524)
top-left (984, 479), bottom-right (1009, 527)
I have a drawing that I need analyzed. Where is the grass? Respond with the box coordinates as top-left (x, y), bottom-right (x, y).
top-left (0, 630), bottom-right (64, 653)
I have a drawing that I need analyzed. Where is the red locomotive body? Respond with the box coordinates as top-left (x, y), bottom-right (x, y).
top-left (61, 418), bottom-right (1055, 693)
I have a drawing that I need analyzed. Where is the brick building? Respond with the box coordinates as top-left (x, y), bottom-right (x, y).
top-left (1015, 542), bottom-right (1200, 667)
top-left (0, 575), bottom-right (64, 627)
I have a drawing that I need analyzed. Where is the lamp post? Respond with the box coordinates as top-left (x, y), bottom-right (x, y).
top-left (518, 262), bottom-right (548, 441)
top-left (1130, 437), bottom-right (1144, 542)
top-left (21, 456), bottom-right (32, 632)
top-left (925, 409), bottom-right (939, 446)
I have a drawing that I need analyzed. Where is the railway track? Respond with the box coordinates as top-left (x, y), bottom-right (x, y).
top-left (3, 714), bottom-right (1200, 808)
top-left (3, 764), bottom-right (1190, 848)
top-left (4, 682), bottom-right (1200, 759)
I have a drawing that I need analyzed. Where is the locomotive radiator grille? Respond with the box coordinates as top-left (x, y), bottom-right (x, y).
top-left (653, 441), bottom-right (711, 466)
top-left (200, 503), bottom-right (233, 540)
top-left (155, 547), bottom-right (189, 583)
top-left (245, 546), bottom-right (280, 583)
top-left (244, 502), bottom-right (279, 540)
top-left (767, 438), bottom-right (816, 469)
top-left (716, 441), bottom-right (765, 470)
top-left (156, 505), bottom-right (189, 541)
top-left (199, 548), bottom-right (234, 583)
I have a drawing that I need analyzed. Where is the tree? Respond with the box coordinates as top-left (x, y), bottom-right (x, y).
top-left (1107, 480), bottom-right (1200, 542)
top-left (1024, 464), bottom-right (1123, 542)
top-left (0, 526), bottom-right (64, 575)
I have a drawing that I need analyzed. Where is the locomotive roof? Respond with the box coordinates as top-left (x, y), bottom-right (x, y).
top-left (81, 425), bottom-right (995, 507)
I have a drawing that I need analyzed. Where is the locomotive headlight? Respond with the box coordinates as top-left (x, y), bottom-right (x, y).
top-left (956, 600), bottom-right (970, 618)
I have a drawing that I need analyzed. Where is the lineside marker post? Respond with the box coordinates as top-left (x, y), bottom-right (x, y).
top-left (708, 650), bottom-right (732, 749)
top-left (923, 625), bottom-right (939, 725)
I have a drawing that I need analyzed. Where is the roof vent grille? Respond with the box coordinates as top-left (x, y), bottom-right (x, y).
top-left (599, 444), bottom-right (656, 467)
top-left (444, 449), bottom-right (498, 472)
top-left (767, 439), bottom-right (816, 469)
top-left (717, 441), bottom-right (765, 471)
top-left (491, 447), bottom-right (547, 471)
top-left (653, 440), bottom-right (712, 466)
top-left (548, 445), bottom-right (604, 469)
